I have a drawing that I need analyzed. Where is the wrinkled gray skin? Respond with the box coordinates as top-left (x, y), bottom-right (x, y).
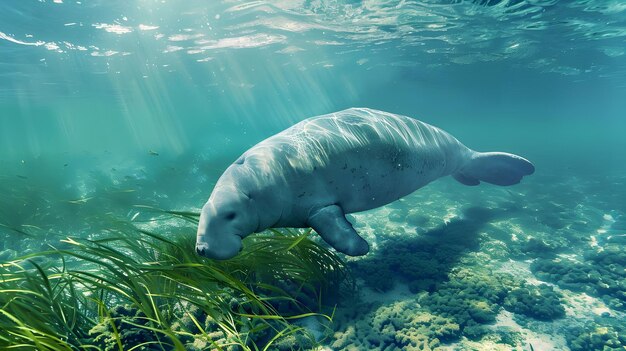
top-left (196, 108), bottom-right (534, 259)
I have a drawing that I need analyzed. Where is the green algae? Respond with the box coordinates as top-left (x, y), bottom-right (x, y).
top-left (503, 283), bottom-right (565, 321)
top-left (330, 299), bottom-right (460, 351)
top-left (531, 244), bottom-right (626, 311)
top-left (419, 268), bottom-right (508, 341)
top-left (565, 316), bottom-right (626, 351)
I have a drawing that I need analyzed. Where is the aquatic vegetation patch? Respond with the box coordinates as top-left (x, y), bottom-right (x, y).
top-left (329, 267), bottom-right (543, 350)
top-left (89, 304), bottom-right (164, 351)
top-left (0, 258), bottom-right (93, 349)
top-left (350, 207), bottom-right (492, 293)
top-left (565, 316), bottom-right (626, 351)
top-left (330, 299), bottom-right (460, 351)
top-left (419, 268), bottom-right (510, 340)
top-left (503, 283), bottom-right (565, 321)
top-left (531, 244), bottom-right (626, 311)
top-left (0, 212), bottom-right (350, 350)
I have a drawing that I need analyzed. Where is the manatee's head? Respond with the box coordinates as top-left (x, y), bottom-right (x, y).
top-left (196, 181), bottom-right (259, 260)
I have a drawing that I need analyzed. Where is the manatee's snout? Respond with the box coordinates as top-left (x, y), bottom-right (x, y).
top-left (196, 202), bottom-right (243, 260)
top-left (197, 183), bottom-right (257, 260)
top-left (196, 233), bottom-right (243, 260)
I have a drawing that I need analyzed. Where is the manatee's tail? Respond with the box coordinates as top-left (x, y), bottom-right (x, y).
top-left (453, 151), bottom-right (535, 186)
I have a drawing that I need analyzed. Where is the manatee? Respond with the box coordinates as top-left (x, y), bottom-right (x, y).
top-left (196, 108), bottom-right (534, 259)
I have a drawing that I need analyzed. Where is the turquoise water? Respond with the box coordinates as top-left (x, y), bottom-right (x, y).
top-left (1, 1), bottom-right (626, 350)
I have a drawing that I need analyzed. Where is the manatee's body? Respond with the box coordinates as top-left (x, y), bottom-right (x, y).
top-left (196, 108), bottom-right (534, 259)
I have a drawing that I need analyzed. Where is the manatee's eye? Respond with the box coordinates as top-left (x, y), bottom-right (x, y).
top-left (225, 212), bottom-right (236, 221)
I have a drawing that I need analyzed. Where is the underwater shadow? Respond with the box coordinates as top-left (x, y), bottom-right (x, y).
top-left (350, 204), bottom-right (520, 294)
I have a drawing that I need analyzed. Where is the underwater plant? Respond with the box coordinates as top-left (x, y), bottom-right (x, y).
top-left (330, 299), bottom-right (461, 351)
top-left (350, 207), bottom-right (486, 294)
top-left (0, 256), bottom-right (93, 349)
top-left (419, 268), bottom-right (508, 341)
top-left (531, 244), bottom-right (626, 311)
top-left (565, 316), bottom-right (626, 351)
top-left (503, 283), bottom-right (565, 321)
top-left (0, 210), bottom-right (350, 350)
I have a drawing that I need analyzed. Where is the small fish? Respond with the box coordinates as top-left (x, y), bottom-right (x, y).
top-left (111, 189), bottom-right (136, 193)
top-left (21, 224), bottom-right (43, 230)
top-left (67, 196), bottom-right (94, 204)
top-left (149, 150), bottom-right (159, 156)
top-left (16, 175), bottom-right (27, 179)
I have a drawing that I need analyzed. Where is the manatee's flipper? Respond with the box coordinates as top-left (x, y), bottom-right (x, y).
top-left (454, 152), bottom-right (535, 186)
top-left (452, 172), bottom-right (480, 186)
top-left (307, 205), bottom-right (369, 256)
